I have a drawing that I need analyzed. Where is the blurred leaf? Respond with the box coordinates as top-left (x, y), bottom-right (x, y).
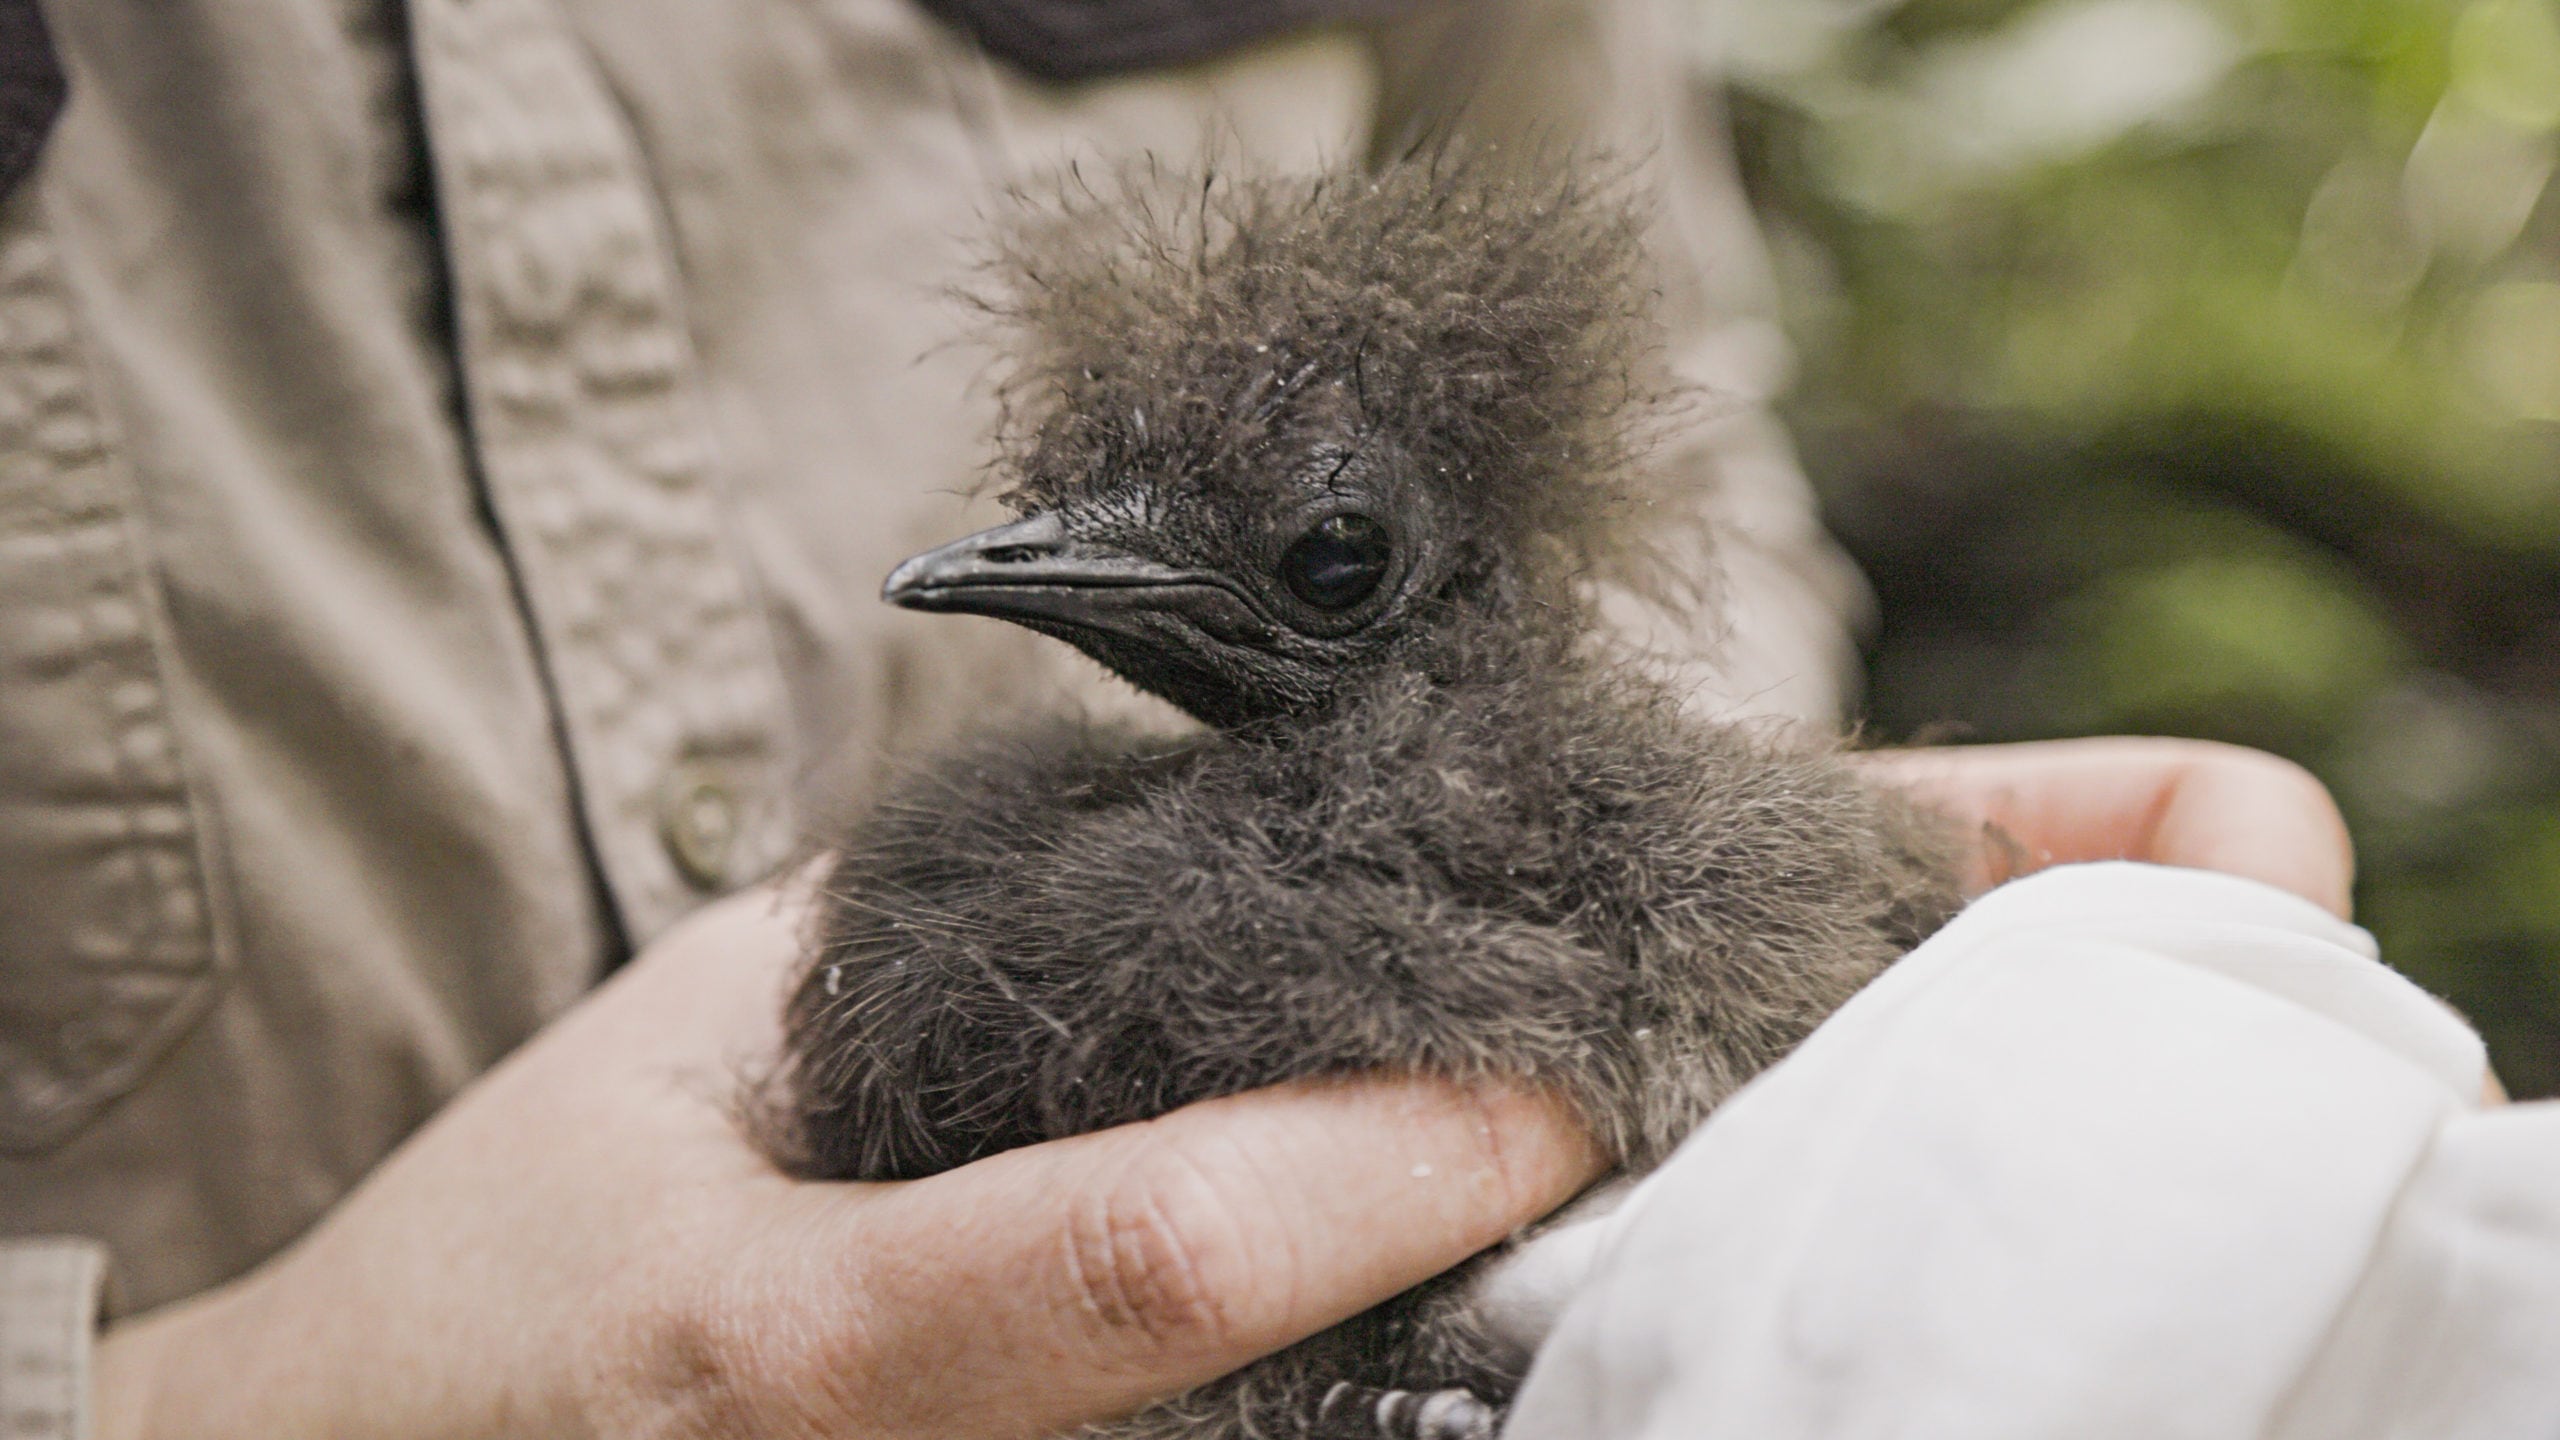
top-left (2043, 552), bottom-right (2407, 749)
top-left (2461, 281), bottom-right (2560, 421)
top-left (1723, 0), bottom-right (2560, 1090)
top-left (2449, 0), bottom-right (2560, 132)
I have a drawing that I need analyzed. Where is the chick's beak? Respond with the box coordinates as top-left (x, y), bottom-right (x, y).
top-left (883, 511), bottom-right (1213, 632)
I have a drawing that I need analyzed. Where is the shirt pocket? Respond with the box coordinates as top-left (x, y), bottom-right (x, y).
top-left (0, 199), bottom-right (227, 1154)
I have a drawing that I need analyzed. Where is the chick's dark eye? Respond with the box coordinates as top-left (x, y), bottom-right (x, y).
top-left (1279, 514), bottom-right (1393, 611)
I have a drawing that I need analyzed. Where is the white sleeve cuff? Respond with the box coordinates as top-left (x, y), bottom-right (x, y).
top-left (0, 1238), bottom-right (108, 1440)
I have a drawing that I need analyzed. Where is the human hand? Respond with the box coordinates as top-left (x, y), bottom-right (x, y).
top-left (94, 876), bottom-right (1603, 1440)
top-left (1857, 737), bottom-right (2355, 919)
top-left (1868, 737), bottom-right (2514, 1103)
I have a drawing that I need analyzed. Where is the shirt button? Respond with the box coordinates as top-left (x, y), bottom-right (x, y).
top-left (659, 760), bottom-right (741, 891)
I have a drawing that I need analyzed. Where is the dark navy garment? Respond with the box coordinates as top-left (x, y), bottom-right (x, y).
top-left (914, 0), bottom-right (1426, 80)
top-left (0, 0), bottom-right (57, 201)
top-left (0, 0), bottom-right (1411, 201)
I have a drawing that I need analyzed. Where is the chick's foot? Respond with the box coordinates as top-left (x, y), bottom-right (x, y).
top-left (1312, 1383), bottom-right (1502, 1440)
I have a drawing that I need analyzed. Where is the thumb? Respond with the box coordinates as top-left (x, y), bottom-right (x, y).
top-left (731, 1077), bottom-right (1604, 1440)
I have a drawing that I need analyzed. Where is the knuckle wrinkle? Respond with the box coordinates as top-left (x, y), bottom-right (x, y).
top-left (1061, 1146), bottom-right (1255, 1355)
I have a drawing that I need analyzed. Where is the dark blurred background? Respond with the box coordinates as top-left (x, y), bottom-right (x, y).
top-left (1705, 0), bottom-right (2560, 1094)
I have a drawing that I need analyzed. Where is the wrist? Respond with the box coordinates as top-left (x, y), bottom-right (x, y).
top-left (91, 1312), bottom-right (162, 1440)
top-left (91, 1268), bottom-right (342, 1440)
top-left (93, 1280), bottom-right (235, 1440)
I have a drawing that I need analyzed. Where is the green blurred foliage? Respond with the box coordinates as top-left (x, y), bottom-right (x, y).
top-left (1713, 0), bottom-right (2560, 1092)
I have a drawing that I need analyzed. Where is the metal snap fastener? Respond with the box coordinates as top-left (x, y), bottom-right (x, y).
top-left (659, 760), bottom-right (741, 891)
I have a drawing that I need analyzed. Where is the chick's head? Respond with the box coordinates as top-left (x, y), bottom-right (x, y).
top-left (887, 151), bottom-right (1682, 728)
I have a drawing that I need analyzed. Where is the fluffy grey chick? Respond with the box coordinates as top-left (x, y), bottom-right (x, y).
top-left (768, 152), bottom-right (1965, 1439)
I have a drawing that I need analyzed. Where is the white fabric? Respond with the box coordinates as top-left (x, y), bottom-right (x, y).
top-left (1483, 862), bottom-right (2560, 1440)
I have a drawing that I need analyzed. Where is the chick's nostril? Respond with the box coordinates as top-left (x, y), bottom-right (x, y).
top-left (981, 544), bottom-right (1050, 565)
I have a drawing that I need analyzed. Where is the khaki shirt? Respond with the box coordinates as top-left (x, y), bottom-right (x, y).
top-left (1, 0), bottom-right (1864, 1333)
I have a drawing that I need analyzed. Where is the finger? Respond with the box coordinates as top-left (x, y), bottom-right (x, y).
top-left (1860, 738), bottom-right (2354, 917)
top-left (582, 869), bottom-right (827, 1067)
top-left (742, 1077), bottom-right (1604, 1440)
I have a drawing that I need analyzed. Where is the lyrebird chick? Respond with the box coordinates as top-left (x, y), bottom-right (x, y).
top-left (770, 153), bottom-right (1964, 1440)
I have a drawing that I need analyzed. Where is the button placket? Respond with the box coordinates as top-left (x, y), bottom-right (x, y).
top-left (407, 0), bottom-right (797, 936)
